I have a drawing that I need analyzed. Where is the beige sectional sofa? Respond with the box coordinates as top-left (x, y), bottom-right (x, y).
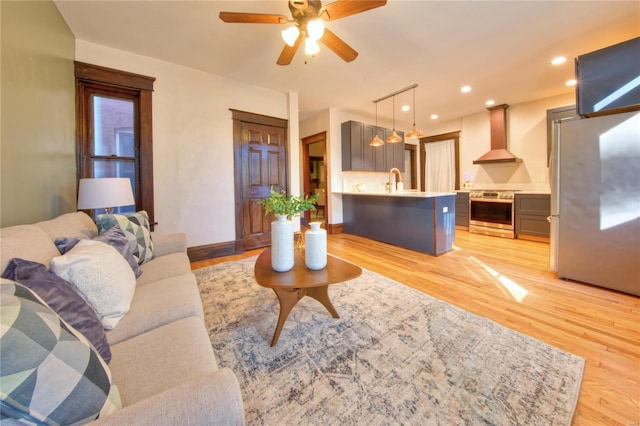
top-left (0, 212), bottom-right (244, 425)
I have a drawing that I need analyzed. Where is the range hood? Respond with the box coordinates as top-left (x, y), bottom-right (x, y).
top-left (473, 104), bottom-right (522, 164)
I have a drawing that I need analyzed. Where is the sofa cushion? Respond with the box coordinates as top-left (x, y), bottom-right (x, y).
top-left (108, 317), bottom-right (217, 407)
top-left (35, 211), bottom-right (98, 241)
top-left (96, 211), bottom-right (154, 265)
top-left (0, 280), bottom-right (121, 424)
top-left (0, 224), bottom-right (60, 272)
top-left (136, 252), bottom-right (192, 287)
top-left (55, 224), bottom-right (143, 278)
top-left (50, 239), bottom-right (136, 330)
top-left (105, 273), bottom-right (203, 345)
top-left (1, 258), bottom-right (111, 363)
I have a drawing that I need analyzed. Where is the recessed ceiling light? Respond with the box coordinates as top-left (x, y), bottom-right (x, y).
top-left (485, 100), bottom-right (495, 106)
top-left (461, 85), bottom-right (472, 93)
top-left (552, 56), bottom-right (567, 65)
top-left (401, 105), bottom-right (410, 112)
top-left (430, 114), bottom-right (438, 120)
top-left (566, 79), bottom-right (577, 86)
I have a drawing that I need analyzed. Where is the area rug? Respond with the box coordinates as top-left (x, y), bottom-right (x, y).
top-left (195, 257), bottom-right (584, 425)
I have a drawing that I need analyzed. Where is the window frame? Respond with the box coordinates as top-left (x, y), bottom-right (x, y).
top-left (75, 61), bottom-right (155, 227)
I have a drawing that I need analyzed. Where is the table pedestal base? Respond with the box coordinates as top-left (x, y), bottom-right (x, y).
top-left (270, 285), bottom-right (339, 346)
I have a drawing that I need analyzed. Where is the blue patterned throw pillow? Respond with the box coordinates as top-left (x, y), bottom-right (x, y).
top-left (96, 210), bottom-right (154, 265)
top-left (0, 279), bottom-right (121, 424)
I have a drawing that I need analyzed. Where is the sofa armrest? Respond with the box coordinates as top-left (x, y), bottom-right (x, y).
top-left (92, 368), bottom-right (245, 426)
top-left (151, 232), bottom-right (187, 257)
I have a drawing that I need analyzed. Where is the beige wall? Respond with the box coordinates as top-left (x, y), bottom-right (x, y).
top-left (1, 0), bottom-right (76, 227)
top-left (74, 40), bottom-right (296, 247)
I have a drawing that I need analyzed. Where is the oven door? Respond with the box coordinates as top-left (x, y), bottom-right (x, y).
top-left (469, 198), bottom-right (515, 238)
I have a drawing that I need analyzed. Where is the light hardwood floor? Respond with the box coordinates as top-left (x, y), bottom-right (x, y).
top-left (191, 230), bottom-right (640, 425)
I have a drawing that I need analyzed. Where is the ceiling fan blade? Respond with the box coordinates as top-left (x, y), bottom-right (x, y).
top-left (219, 12), bottom-right (289, 24)
top-left (277, 34), bottom-right (303, 66)
top-left (319, 0), bottom-right (387, 21)
top-left (319, 28), bottom-right (358, 62)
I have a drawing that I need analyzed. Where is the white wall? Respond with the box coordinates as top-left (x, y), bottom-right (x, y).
top-left (301, 93), bottom-right (576, 224)
top-left (432, 93), bottom-right (575, 192)
top-left (75, 40), bottom-right (295, 247)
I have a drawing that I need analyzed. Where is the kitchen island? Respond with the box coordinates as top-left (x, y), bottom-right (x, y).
top-left (339, 191), bottom-right (456, 256)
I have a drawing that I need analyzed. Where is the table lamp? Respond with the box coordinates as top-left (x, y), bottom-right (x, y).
top-left (77, 177), bottom-right (135, 214)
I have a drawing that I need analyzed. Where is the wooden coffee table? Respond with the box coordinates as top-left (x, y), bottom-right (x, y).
top-left (254, 247), bottom-right (362, 346)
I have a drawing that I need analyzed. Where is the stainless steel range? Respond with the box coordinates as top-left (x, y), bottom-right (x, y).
top-left (469, 190), bottom-right (517, 239)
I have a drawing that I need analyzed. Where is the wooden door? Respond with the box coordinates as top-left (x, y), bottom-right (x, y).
top-left (232, 110), bottom-right (288, 251)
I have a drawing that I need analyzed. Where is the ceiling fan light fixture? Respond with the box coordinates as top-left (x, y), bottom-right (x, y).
top-left (281, 26), bottom-right (300, 47)
top-left (307, 19), bottom-right (324, 41)
top-left (305, 37), bottom-right (320, 55)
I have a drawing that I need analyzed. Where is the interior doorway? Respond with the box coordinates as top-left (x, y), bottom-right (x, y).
top-left (232, 109), bottom-right (288, 252)
top-left (301, 132), bottom-right (327, 226)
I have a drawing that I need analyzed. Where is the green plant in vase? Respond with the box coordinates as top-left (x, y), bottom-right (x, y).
top-left (257, 187), bottom-right (319, 220)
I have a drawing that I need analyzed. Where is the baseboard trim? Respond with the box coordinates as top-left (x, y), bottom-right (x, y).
top-left (187, 241), bottom-right (237, 262)
top-left (327, 223), bottom-right (343, 234)
top-left (516, 234), bottom-right (550, 243)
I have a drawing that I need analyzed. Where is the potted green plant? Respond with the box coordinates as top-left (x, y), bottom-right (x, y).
top-left (257, 187), bottom-right (319, 272)
top-left (257, 187), bottom-right (319, 220)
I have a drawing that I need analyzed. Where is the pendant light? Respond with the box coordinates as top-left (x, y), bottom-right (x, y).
top-left (369, 101), bottom-right (384, 147)
top-left (386, 95), bottom-right (402, 143)
top-left (405, 86), bottom-right (424, 139)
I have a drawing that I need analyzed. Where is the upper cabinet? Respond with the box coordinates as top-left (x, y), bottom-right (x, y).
top-left (342, 120), bottom-right (404, 172)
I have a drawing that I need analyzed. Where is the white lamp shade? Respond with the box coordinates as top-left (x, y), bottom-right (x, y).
top-left (307, 20), bottom-right (324, 41)
top-left (305, 38), bottom-right (320, 55)
top-left (281, 26), bottom-right (300, 47)
top-left (77, 178), bottom-right (135, 210)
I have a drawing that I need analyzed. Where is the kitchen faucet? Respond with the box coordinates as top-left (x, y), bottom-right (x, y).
top-left (388, 168), bottom-right (403, 193)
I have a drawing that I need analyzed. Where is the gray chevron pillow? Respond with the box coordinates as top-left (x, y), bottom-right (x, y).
top-left (96, 210), bottom-right (154, 265)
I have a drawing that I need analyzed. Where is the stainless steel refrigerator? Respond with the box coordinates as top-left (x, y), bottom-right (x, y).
top-left (550, 110), bottom-right (640, 296)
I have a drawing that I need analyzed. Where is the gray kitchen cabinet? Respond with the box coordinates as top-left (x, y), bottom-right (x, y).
top-left (515, 193), bottom-right (550, 240)
top-left (341, 120), bottom-right (404, 171)
top-left (455, 191), bottom-right (469, 229)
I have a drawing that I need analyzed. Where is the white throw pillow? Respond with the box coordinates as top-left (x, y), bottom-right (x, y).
top-left (50, 239), bottom-right (136, 329)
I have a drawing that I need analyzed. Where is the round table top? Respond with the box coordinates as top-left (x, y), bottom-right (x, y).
top-left (254, 247), bottom-right (362, 289)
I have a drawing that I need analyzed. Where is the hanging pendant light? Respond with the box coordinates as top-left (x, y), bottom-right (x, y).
top-left (370, 101), bottom-right (384, 147)
top-left (405, 86), bottom-right (424, 139)
top-left (386, 95), bottom-right (402, 143)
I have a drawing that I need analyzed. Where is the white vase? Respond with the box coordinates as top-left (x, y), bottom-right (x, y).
top-left (271, 215), bottom-right (294, 272)
top-left (305, 222), bottom-right (327, 270)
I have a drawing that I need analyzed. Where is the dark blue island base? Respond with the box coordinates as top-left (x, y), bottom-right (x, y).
top-left (341, 193), bottom-right (456, 256)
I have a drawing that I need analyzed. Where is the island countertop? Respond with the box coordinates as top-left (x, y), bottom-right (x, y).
top-left (335, 190), bottom-right (456, 198)
top-left (340, 192), bottom-right (456, 256)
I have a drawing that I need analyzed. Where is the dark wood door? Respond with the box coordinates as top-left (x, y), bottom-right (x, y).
top-left (233, 110), bottom-right (288, 251)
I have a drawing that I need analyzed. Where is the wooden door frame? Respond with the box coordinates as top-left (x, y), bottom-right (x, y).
top-left (301, 132), bottom-right (327, 225)
top-left (231, 109), bottom-right (288, 253)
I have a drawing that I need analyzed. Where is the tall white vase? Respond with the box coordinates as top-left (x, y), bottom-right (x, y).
top-left (271, 214), bottom-right (294, 272)
top-left (305, 222), bottom-right (327, 270)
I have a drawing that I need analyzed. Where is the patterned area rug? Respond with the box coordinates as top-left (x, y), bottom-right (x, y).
top-left (195, 257), bottom-right (584, 425)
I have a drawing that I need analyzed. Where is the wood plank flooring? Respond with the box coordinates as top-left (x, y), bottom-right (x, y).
top-left (191, 230), bottom-right (640, 425)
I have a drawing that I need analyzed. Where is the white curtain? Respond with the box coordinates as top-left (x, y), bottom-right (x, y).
top-left (424, 139), bottom-right (455, 192)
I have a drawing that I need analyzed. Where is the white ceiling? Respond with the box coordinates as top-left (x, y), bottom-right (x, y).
top-left (53, 0), bottom-right (639, 129)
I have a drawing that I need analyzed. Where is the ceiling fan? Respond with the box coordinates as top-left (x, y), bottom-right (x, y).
top-left (219, 0), bottom-right (387, 66)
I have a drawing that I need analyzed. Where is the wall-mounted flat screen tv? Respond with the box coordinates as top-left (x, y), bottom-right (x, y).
top-left (576, 37), bottom-right (640, 117)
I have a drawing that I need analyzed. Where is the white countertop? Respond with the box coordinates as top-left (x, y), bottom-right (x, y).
top-left (336, 191), bottom-right (456, 199)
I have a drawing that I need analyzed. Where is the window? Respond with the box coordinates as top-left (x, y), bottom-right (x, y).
top-left (75, 62), bottom-right (155, 224)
